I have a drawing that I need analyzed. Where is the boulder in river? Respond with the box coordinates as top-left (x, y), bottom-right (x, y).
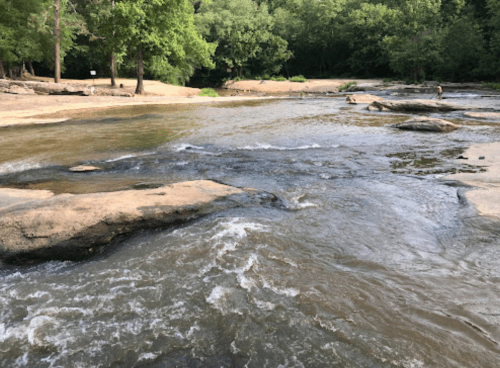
top-left (345, 94), bottom-right (383, 104)
top-left (0, 180), bottom-right (277, 263)
top-left (463, 112), bottom-right (500, 120)
top-left (69, 165), bottom-right (102, 172)
top-left (394, 116), bottom-right (459, 132)
top-left (369, 99), bottom-right (468, 112)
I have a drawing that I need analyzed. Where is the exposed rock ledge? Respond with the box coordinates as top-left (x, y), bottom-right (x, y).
top-left (0, 180), bottom-right (276, 263)
top-left (0, 79), bottom-right (134, 97)
top-left (368, 99), bottom-right (469, 112)
top-left (394, 116), bottom-right (459, 132)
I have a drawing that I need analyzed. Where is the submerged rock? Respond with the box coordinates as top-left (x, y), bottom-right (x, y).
top-left (345, 94), bottom-right (383, 104)
top-left (369, 99), bottom-right (468, 112)
top-left (0, 180), bottom-right (276, 263)
top-left (394, 116), bottom-right (459, 132)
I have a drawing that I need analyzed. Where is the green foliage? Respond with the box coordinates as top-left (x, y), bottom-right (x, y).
top-left (199, 88), bottom-right (219, 97)
top-left (382, 0), bottom-right (443, 82)
top-left (290, 75), bottom-right (306, 82)
top-left (482, 82), bottom-right (500, 90)
top-left (0, 0), bottom-right (85, 74)
top-left (271, 76), bottom-right (287, 81)
top-left (338, 81), bottom-right (357, 92)
top-left (196, 0), bottom-right (290, 78)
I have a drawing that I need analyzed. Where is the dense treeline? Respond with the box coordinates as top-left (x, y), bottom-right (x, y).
top-left (0, 0), bottom-right (499, 90)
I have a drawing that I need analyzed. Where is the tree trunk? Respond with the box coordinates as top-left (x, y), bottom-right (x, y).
top-left (28, 61), bottom-right (35, 76)
top-left (0, 59), bottom-right (5, 79)
top-left (54, 0), bottom-right (61, 83)
top-left (135, 45), bottom-right (144, 94)
top-left (8, 66), bottom-right (13, 79)
top-left (110, 53), bottom-right (116, 87)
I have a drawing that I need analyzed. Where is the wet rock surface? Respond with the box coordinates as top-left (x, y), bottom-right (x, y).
top-left (69, 165), bottom-right (102, 172)
top-left (345, 94), bottom-right (383, 104)
top-left (369, 99), bottom-right (469, 112)
top-left (394, 116), bottom-right (459, 132)
top-left (0, 180), bottom-right (276, 263)
top-left (463, 112), bottom-right (500, 120)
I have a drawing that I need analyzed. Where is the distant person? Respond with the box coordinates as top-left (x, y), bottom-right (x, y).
top-left (437, 85), bottom-right (443, 100)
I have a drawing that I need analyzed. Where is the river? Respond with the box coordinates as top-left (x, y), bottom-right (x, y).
top-left (0, 93), bottom-right (499, 367)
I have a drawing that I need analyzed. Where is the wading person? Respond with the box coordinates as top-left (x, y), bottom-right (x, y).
top-left (437, 86), bottom-right (443, 100)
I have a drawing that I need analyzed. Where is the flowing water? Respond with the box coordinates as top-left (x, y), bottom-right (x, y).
top-left (1, 93), bottom-right (500, 367)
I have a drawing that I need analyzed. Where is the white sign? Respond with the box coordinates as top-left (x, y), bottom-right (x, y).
top-left (90, 70), bottom-right (96, 76)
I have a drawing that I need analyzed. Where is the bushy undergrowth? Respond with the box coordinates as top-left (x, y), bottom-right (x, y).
top-left (290, 75), bottom-right (307, 82)
top-left (271, 76), bottom-right (287, 81)
top-left (482, 82), bottom-right (500, 90)
top-left (199, 88), bottom-right (219, 97)
top-left (338, 81), bottom-right (357, 92)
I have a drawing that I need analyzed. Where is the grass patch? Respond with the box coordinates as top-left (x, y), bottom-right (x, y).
top-left (290, 75), bottom-right (307, 83)
top-left (338, 81), bottom-right (357, 92)
top-left (199, 88), bottom-right (219, 97)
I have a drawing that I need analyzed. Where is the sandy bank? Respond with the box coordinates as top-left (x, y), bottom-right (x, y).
top-left (0, 93), bottom-right (266, 128)
top-left (225, 78), bottom-right (383, 93)
top-left (447, 142), bottom-right (500, 218)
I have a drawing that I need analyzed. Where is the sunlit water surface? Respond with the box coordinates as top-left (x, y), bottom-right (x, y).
top-left (1, 93), bottom-right (500, 367)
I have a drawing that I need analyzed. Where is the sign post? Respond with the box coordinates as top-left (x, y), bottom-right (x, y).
top-left (90, 70), bottom-right (96, 87)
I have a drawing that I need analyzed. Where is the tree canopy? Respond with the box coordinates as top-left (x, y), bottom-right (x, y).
top-left (2, 0), bottom-right (500, 85)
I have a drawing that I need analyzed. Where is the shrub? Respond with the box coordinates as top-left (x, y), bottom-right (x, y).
top-left (271, 76), bottom-right (287, 81)
top-left (482, 82), bottom-right (500, 90)
top-left (199, 88), bottom-right (219, 97)
top-left (290, 75), bottom-right (307, 83)
top-left (338, 81), bottom-right (357, 92)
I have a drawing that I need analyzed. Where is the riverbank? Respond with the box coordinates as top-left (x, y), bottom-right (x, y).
top-left (447, 142), bottom-right (500, 219)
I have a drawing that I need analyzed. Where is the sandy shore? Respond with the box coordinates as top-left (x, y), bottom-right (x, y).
top-left (0, 78), bottom-right (268, 127)
top-left (447, 142), bottom-right (500, 218)
top-left (225, 78), bottom-right (383, 93)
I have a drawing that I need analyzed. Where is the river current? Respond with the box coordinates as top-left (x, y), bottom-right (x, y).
top-left (1, 93), bottom-right (500, 367)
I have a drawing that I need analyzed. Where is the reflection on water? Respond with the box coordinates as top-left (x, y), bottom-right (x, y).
top-left (1, 94), bottom-right (500, 367)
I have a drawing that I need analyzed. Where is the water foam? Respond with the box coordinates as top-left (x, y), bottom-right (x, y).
top-left (0, 160), bottom-right (44, 175)
top-left (238, 143), bottom-right (322, 151)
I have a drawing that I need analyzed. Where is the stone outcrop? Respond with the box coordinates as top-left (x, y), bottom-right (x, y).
top-left (368, 99), bottom-right (468, 112)
top-left (0, 79), bottom-right (94, 96)
top-left (463, 112), bottom-right (500, 120)
top-left (394, 116), bottom-right (459, 132)
top-left (345, 94), bottom-right (383, 104)
top-left (0, 180), bottom-right (277, 263)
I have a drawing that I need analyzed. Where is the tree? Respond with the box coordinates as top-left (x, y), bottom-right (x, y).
top-left (382, 0), bottom-right (443, 81)
top-left (113, 0), bottom-right (215, 94)
top-left (196, 0), bottom-right (290, 78)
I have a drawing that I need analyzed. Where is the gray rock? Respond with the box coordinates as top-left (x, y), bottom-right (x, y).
top-left (369, 99), bottom-right (468, 112)
top-left (0, 180), bottom-right (276, 263)
top-left (394, 116), bottom-right (459, 132)
top-left (0, 79), bottom-right (93, 96)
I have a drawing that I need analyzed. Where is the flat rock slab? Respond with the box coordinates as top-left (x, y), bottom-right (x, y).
top-left (346, 94), bottom-right (383, 104)
top-left (0, 180), bottom-right (275, 263)
top-left (394, 117), bottom-right (459, 132)
top-left (369, 99), bottom-right (468, 112)
top-left (463, 112), bottom-right (500, 120)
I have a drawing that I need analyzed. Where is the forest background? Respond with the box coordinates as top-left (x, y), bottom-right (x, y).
top-left (1, 0), bottom-right (499, 91)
